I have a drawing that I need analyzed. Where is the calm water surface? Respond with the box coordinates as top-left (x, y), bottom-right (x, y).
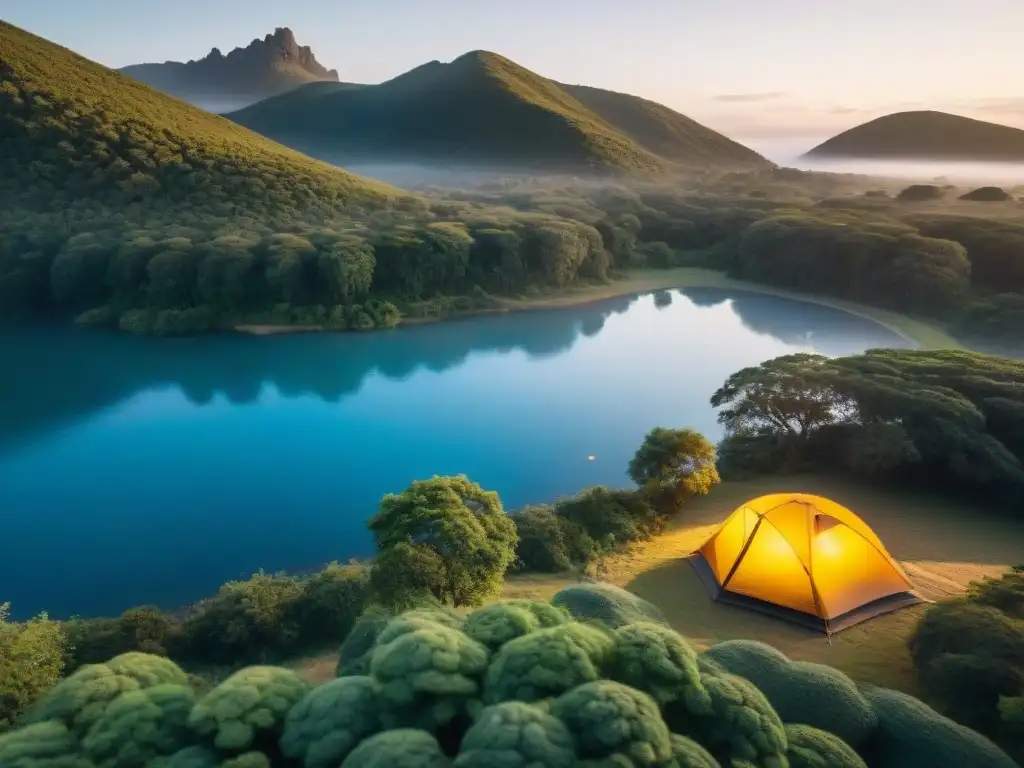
top-left (0, 289), bottom-right (913, 618)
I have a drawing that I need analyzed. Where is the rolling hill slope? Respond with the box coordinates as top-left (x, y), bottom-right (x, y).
top-left (119, 27), bottom-right (340, 113)
top-left (804, 110), bottom-right (1024, 162)
top-left (0, 20), bottom-right (397, 219)
top-left (229, 50), bottom-right (768, 173)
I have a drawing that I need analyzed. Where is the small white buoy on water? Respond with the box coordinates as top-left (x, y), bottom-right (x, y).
top-left (587, 455), bottom-right (596, 461)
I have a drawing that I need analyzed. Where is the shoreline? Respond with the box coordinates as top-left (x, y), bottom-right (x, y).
top-left (235, 267), bottom-right (962, 350)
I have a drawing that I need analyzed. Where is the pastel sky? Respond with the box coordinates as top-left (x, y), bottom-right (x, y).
top-left (5, 0), bottom-right (1023, 150)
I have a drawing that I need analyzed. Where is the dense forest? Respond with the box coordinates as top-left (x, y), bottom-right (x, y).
top-left (4, 20), bottom-right (1024, 342)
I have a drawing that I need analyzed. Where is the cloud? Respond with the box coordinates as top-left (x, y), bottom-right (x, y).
top-left (828, 106), bottom-right (861, 115)
top-left (711, 92), bottom-right (786, 103)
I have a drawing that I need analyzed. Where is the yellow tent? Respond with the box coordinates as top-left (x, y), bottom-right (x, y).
top-left (689, 493), bottom-right (923, 635)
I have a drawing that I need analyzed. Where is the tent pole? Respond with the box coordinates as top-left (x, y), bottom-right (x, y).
top-left (721, 516), bottom-right (767, 591)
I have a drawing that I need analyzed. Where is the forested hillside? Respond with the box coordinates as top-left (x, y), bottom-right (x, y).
top-left (0, 22), bottom-right (631, 335)
top-left (229, 50), bottom-right (769, 173)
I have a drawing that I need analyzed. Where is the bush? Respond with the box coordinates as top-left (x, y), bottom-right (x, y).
top-left (64, 606), bottom-right (181, 672)
top-left (909, 575), bottom-right (1024, 758)
top-left (862, 685), bottom-right (1018, 768)
top-left (551, 582), bottom-right (668, 628)
top-left (0, 601), bottom-right (1017, 767)
top-left (177, 572), bottom-right (304, 665)
top-left (0, 604), bottom-right (67, 729)
top-left (703, 639), bottom-right (877, 748)
top-left (509, 505), bottom-right (577, 572)
top-left (289, 562), bottom-right (371, 649)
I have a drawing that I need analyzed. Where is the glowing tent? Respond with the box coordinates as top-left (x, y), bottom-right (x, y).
top-left (688, 493), bottom-right (924, 635)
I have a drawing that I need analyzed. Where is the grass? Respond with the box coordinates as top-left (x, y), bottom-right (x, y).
top-left (229, 51), bottom-right (768, 173)
top-left (292, 474), bottom-right (1023, 692)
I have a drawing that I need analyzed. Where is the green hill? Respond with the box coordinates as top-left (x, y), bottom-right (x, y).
top-left (0, 21), bottom-right (397, 217)
top-left (229, 50), bottom-right (768, 173)
top-left (804, 110), bottom-right (1024, 162)
top-left (0, 23), bottom-right (641, 335)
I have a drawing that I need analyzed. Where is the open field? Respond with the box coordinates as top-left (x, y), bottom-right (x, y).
top-left (293, 474), bottom-right (1024, 693)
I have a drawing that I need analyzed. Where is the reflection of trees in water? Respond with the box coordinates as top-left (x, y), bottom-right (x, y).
top-left (676, 287), bottom-right (909, 347)
top-left (0, 295), bottom-right (641, 452)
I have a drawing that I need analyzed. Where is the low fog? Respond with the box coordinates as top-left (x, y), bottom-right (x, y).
top-left (747, 137), bottom-right (1024, 186)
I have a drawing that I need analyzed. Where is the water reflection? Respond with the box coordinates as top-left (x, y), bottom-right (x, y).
top-left (0, 289), bottom-right (912, 619)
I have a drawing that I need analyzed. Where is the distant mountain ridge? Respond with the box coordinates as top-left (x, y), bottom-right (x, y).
top-left (227, 50), bottom-right (769, 173)
top-left (119, 27), bottom-right (339, 113)
top-left (804, 110), bottom-right (1024, 162)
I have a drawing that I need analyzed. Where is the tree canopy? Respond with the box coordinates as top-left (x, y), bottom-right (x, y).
top-left (712, 349), bottom-right (1024, 506)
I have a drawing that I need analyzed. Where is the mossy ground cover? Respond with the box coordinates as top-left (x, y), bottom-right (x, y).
top-left (293, 475), bottom-right (1024, 693)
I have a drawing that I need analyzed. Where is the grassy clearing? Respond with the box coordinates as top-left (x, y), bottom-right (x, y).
top-left (505, 475), bottom-right (1024, 693)
top-left (293, 475), bottom-right (1024, 692)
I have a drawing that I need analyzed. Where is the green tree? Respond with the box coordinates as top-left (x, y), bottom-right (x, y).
top-left (628, 427), bottom-right (721, 506)
top-left (368, 476), bottom-right (518, 607)
top-left (0, 602), bottom-right (67, 729)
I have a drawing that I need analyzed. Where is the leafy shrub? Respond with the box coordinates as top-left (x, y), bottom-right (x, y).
top-left (176, 571), bottom-right (304, 665)
top-left (861, 685), bottom-right (1018, 768)
top-left (552, 582), bottom-right (668, 628)
top-left (909, 571), bottom-right (1024, 758)
top-left (0, 604), bottom-right (67, 729)
top-left (703, 639), bottom-right (877, 748)
top-left (1, 600), bottom-right (1017, 767)
top-left (64, 606), bottom-right (181, 672)
top-left (785, 723), bottom-right (867, 768)
top-left (509, 505), bottom-right (577, 572)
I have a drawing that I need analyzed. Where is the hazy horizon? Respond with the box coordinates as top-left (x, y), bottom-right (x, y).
top-left (6, 0), bottom-right (1024, 147)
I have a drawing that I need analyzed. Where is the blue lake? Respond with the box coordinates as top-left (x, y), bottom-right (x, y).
top-left (0, 288), bottom-right (913, 619)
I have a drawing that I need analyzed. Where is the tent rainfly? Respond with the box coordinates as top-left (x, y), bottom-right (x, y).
top-left (688, 493), bottom-right (924, 635)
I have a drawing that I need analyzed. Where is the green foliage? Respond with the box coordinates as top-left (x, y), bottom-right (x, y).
top-left (81, 684), bottom-right (196, 767)
top-left (551, 486), bottom-right (663, 553)
top-left (0, 604), bottom-right (67, 729)
top-left (335, 598), bottom-right (462, 678)
top-left (483, 623), bottom-right (613, 704)
top-left (462, 603), bottom-right (541, 652)
top-left (732, 211), bottom-right (969, 315)
top-left (369, 624), bottom-right (490, 731)
top-left (64, 607), bottom-right (180, 672)
top-left (549, 680), bottom-right (673, 765)
top-left (368, 476), bottom-right (518, 608)
top-left (177, 572), bottom-right (304, 665)
top-left (4, 601), bottom-right (1018, 768)
top-left (453, 701), bottom-right (576, 768)
top-left (187, 666), bottom-right (310, 753)
top-left (552, 582), bottom-right (668, 629)
top-left (666, 673), bottom-right (787, 768)
top-left (609, 623), bottom-right (710, 711)
top-left (668, 733), bottom-right (720, 768)
top-left (711, 349), bottom-right (1024, 504)
top-left (909, 568), bottom-right (1024, 759)
top-left (509, 505), bottom-right (577, 572)
top-left (25, 652), bottom-right (188, 736)
top-left (784, 724), bottom-right (866, 768)
top-left (703, 639), bottom-right (877, 749)
top-left (0, 721), bottom-right (92, 768)
top-left (339, 729), bottom-right (450, 768)
top-left (628, 427), bottom-right (721, 506)
top-left (862, 685), bottom-right (1018, 768)
top-left (280, 676), bottom-right (381, 768)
